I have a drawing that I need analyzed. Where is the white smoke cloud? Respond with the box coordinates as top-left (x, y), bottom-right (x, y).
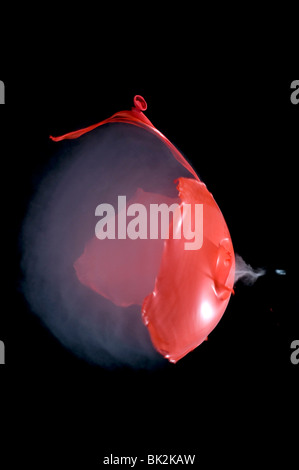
top-left (20, 123), bottom-right (193, 369)
top-left (234, 254), bottom-right (266, 285)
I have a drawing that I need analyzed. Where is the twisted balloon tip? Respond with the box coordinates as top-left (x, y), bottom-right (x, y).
top-left (133, 95), bottom-right (147, 112)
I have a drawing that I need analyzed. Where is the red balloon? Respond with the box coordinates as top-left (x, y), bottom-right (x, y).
top-left (51, 96), bottom-right (235, 363)
top-left (142, 177), bottom-right (235, 363)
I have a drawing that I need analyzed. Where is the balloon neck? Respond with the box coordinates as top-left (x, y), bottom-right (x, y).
top-left (129, 95), bottom-right (154, 127)
top-left (133, 95), bottom-right (148, 112)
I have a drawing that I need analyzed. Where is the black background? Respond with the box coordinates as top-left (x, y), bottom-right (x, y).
top-left (0, 19), bottom-right (298, 468)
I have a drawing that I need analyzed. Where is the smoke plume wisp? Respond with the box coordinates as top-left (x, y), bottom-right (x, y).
top-left (234, 254), bottom-right (266, 286)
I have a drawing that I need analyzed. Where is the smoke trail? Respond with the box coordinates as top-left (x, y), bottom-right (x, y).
top-left (20, 123), bottom-right (193, 369)
top-left (234, 254), bottom-right (266, 285)
top-left (275, 269), bottom-right (286, 276)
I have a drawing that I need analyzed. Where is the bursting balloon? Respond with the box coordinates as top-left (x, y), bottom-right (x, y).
top-left (22, 95), bottom-right (235, 366)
